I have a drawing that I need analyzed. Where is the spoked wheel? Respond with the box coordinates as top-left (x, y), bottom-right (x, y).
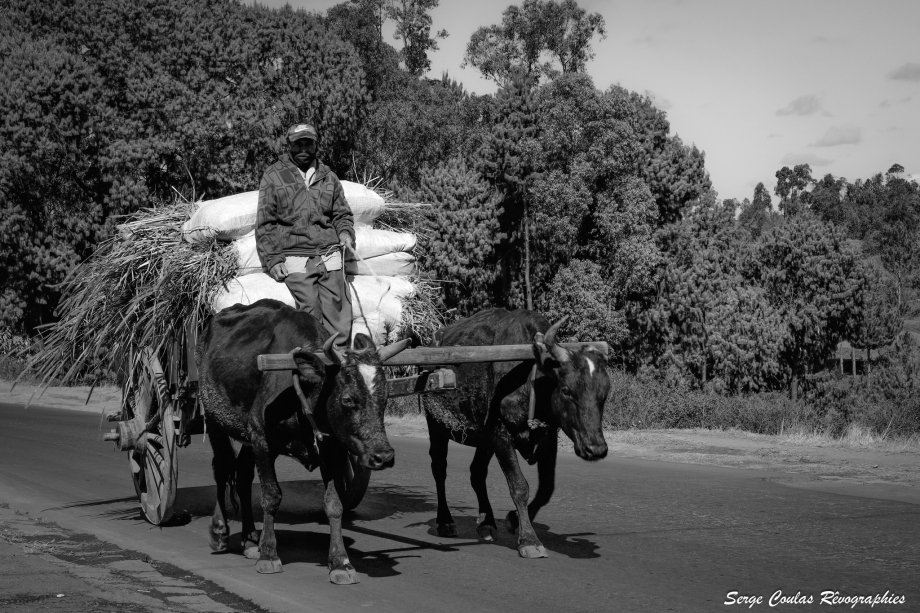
top-left (339, 453), bottom-right (371, 511)
top-left (123, 348), bottom-right (178, 525)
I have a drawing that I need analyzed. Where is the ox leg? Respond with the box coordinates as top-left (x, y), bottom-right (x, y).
top-left (236, 445), bottom-right (260, 560)
top-left (321, 445), bottom-right (360, 585)
top-left (507, 429), bottom-right (557, 533)
top-left (470, 446), bottom-right (497, 542)
top-left (252, 443), bottom-right (283, 574)
top-left (494, 440), bottom-right (547, 559)
top-left (426, 415), bottom-right (458, 537)
top-left (207, 430), bottom-right (235, 553)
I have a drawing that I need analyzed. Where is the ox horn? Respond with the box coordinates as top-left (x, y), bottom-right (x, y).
top-left (544, 315), bottom-right (570, 363)
top-left (323, 333), bottom-right (345, 364)
top-left (377, 338), bottom-right (411, 363)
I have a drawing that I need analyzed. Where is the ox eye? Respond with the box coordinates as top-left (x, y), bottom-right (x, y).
top-left (560, 387), bottom-right (575, 399)
top-left (340, 394), bottom-right (356, 407)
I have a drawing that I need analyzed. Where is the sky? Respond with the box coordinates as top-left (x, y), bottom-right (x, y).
top-left (254, 0), bottom-right (920, 202)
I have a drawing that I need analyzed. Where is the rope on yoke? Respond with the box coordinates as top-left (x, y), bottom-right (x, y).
top-left (527, 363), bottom-right (546, 430)
top-left (289, 347), bottom-right (328, 443)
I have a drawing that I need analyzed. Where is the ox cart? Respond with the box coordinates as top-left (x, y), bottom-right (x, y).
top-left (101, 329), bottom-right (608, 526)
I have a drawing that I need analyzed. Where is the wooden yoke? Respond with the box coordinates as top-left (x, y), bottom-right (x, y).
top-left (257, 342), bottom-right (610, 371)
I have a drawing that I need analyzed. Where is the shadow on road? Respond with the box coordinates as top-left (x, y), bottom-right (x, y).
top-left (408, 514), bottom-right (602, 560)
top-left (169, 480), bottom-right (438, 524)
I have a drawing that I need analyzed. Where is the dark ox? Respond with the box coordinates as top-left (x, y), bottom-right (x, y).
top-left (197, 299), bottom-right (408, 584)
top-left (422, 308), bottom-right (610, 558)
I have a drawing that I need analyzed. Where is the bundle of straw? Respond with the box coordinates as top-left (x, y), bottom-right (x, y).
top-left (21, 201), bottom-right (239, 387)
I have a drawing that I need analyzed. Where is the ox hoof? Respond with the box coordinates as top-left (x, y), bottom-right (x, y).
top-left (477, 523), bottom-right (497, 542)
top-left (518, 544), bottom-right (548, 559)
top-left (256, 558), bottom-right (283, 574)
top-left (437, 523), bottom-right (459, 538)
top-left (243, 542), bottom-right (260, 560)
top-left (504, 511), bottom-right (520, 535)
top-left (208, 522), bottom-right (230, 552)
top-left (329, 566), bottom-right (360, 585)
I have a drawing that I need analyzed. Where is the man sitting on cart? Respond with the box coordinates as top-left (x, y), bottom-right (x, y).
top-left (255, 122), bottom-right (357, 350)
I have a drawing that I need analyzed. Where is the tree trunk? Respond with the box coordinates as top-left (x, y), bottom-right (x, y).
top-left (524, 202), bottom-right (533, 311)
top-left (790, 371), bottom-right (798, 402)
top-left (851, 347), bottom-right (856, 376)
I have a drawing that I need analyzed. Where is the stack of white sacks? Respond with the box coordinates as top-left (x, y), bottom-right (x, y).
top-left (182, 182), bottom-right (418, 345)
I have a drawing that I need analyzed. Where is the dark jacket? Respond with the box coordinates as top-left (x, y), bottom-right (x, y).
top-left (256, 155), bottom-right (356, 271)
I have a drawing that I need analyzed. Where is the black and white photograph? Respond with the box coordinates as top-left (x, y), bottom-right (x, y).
top-left (0, 0), bottom-right (917, 611)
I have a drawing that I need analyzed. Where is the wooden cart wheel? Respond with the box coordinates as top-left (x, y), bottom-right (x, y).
top-left (339, 453), bottom-right (371, 511)
top-left (124, 348), bottom-right (178, 525)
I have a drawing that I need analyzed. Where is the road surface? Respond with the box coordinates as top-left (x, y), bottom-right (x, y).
top-left (0, 403), bottom-right (917, 612)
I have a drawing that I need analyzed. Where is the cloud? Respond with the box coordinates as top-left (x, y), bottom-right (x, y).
top-left (768, 133), bottom-right (782, 139)
top-left (880, 94), bottom-right (914, 107)
top-left (888, 63), bottom-right (920, 82)
top-left (810, 126), bottom-right (862, 147)
top-left (776, 95), bottom-right (829, 117)
top-left (811, 35), bottom-right (846, 45)
top-left (781, 153), bottom-right (834, 167)
top-left (644, 90), bottom-right (673, 110)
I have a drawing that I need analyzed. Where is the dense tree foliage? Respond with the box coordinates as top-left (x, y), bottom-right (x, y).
top-left (411, 157), bottom-right (501, 315)
top-left (0, 0), bottom-right (368, 332)
top-left (751, 214), bottom-right (865, 399)
top-left (624, 91), bottom-right (711, 224)
top-left (630, 205), bottom-right (785, 392)
top-left (462, 0), bottom-right (606, 85)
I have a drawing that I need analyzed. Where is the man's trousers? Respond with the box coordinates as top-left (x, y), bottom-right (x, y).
top-left (283, 255), bottom-right (352, 350)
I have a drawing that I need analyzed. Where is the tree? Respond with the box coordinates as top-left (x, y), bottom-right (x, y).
top-left (543, 260), bottom-right (626, 345)
top-left (412, 157), bottom-right (502, 314)
top-left (751, 214), bottom-right (864, 400)
top-left (863, 172), bottom-right (920, 312)
top-left (774, 164), bottom-right (814, 215)
top-left (0, 33), bottom-right (109, 331)
top-left (355, 73), bottom-right (494, 188)
top-left (738, 182), bottom-right (773, 238)
top-left (462, 0), bottom-right (606, 85)
top-left (527, 74), bottom-right (641, 304)
top-left (624, 90), bottom-right (711, 224)
top-left (385, 0), bottom-right (448, 76)
top-left (850, 262), bottom-right (902, 372)
top-left (477, 70), bottom-right (541, 309)
top-left (630, 204), bottom-right (785, 392)
top-left (326, 0), bottom-right (402, 95)
top-left (809, 173), bottom-right (847, 227)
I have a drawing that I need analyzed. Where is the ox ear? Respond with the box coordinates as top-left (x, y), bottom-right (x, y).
top-left (352, 332), bottom-right (375, 352)
top-left (292, 350), bottom-right (326, 389)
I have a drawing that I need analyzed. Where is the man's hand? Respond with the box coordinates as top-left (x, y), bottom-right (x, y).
top-left (338, 232), bottom-right (355, 252)
top-left (269, 262), bottom-right (289, 282)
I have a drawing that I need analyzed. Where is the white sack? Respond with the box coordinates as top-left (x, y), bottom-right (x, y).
top-left (354, 226), bottom-right (417, 259)
top-left (183, 192), bottom-right (258, 243)
top-left (352, 311), bottom-right (403, 345)
top-left (212, 273), bottom-right (295, 312)
top-left (355, 252), bottom-right (416, 277)
top-left (183, 181), bottom-right (386, 243)
top-left (232, 232), bottom-right (263, 276)
top-left (348, 275), bottom-right (414, 317)
top-left (342, 182), bottom-right (386, 226)
top-left (231, 231), bottom-right (416, 277)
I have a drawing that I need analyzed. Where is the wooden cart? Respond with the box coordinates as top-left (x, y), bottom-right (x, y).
top-left (102, 332), bottom-right (608, 526)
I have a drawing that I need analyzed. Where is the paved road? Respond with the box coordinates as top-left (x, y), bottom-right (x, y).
top-left (0, 402), bottom-right (917, 612)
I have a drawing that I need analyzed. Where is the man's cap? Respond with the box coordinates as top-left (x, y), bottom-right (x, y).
top-left (287, 123), bottom-right (318, 142)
